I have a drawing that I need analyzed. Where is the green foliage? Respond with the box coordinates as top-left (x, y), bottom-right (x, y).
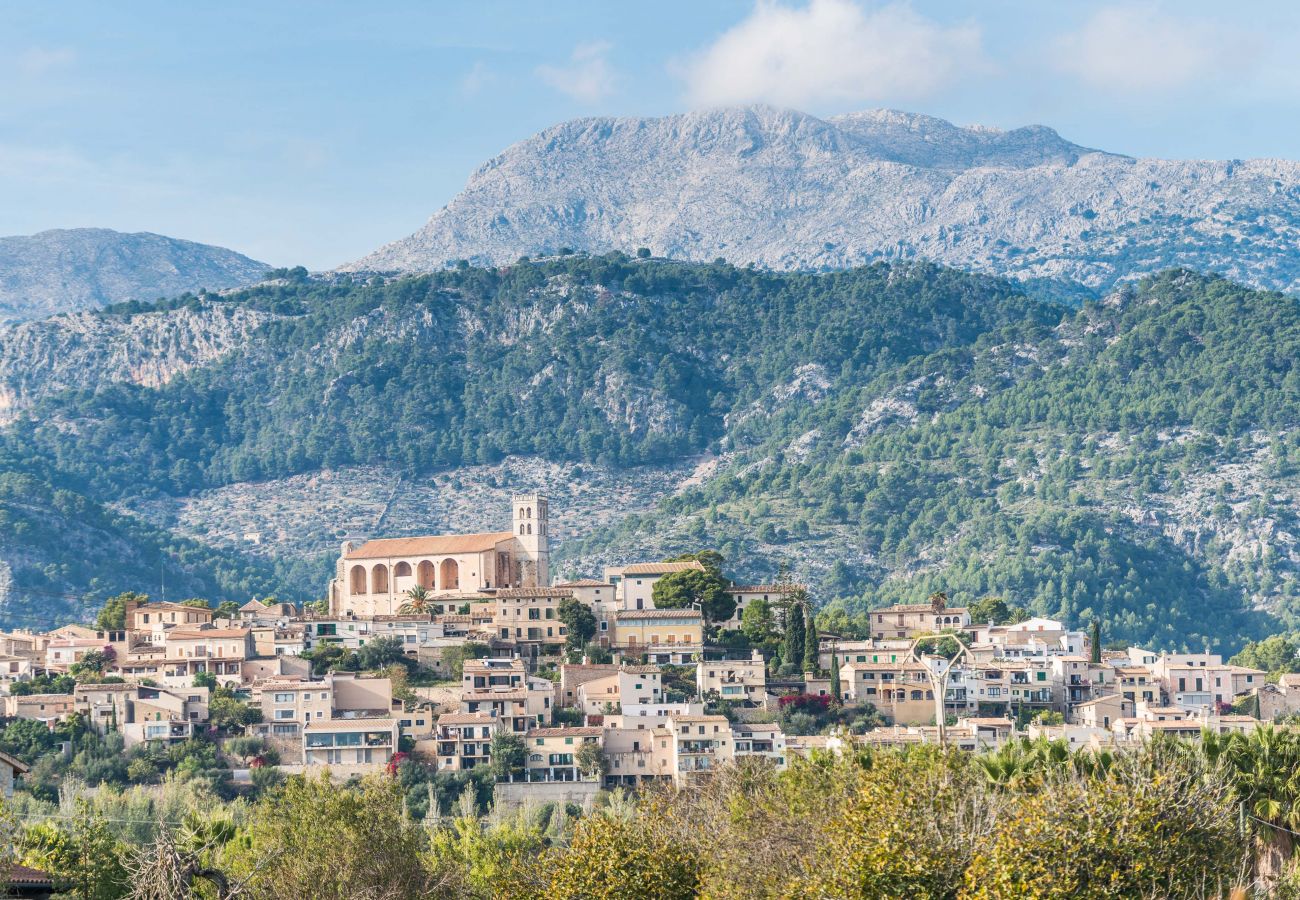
top-left (557, 597), bottom-right (597, 650)
top-left (489, 733), bottom-right (526, 782)
top-left (355, 635), bottom-right (408, 671)
top-left (651, 564), bottom-right (734, 623)
top-left (9, 672), bottom-right (75, 695)
top-left (442, 641), bottom-right (491, 679)
top-left (226, 772), bottom-right (432, 899)
top-left (207, 695), bottom-right (261, 731)
top-left (967, 596), bottom-right (1029, 626)
top-left (1230, 633), bottom-right (1300, 680)
top-left (541, 807), bottom-right (703, 900)
top-left (95, 591), bottom-right (146, 631)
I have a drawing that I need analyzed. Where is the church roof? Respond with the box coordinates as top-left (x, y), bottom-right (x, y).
top-left (346, 531), bottom-right (514, 559)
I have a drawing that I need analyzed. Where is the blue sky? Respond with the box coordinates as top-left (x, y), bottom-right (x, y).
top-left (3, 0), bottom-right (1298, 268)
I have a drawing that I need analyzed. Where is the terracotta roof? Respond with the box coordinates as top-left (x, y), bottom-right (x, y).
top-left (166, 628), bottom-right (251, 640)
top-left (729, 584), bottom-right (804, 593)
top-left (494, 588), bottom-right (574, 599)
top-left (527, 727), bottom-right (603, 738)
top-left (0, 749), bottom-right (28, 773)
top-left (304, 717), bottom-right (397, 729)
top-left (555, 579), bottom-right (613, 588)
top-left (346, 532), bottom-right (513, 559)
top-left (463, 689), bottom-right (529, 701)
top-left (621, 561), bottom-right (705, 576)
top-left (615, 609), bottom-right (703, 621)
top-left (8, 864), bottom-right (52, 886)
top-left (438, 712), bottom-right (498, 725)
top-left (620, 665), bottom-right (663, 674)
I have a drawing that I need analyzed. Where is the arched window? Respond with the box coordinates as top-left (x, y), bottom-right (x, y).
top-left (520, 524), bottom-right (526, 535)
top-left (417, 560), bottom-right (435, 589)
top-left (519, 507), bottom-right (525, 518)
top-left (350, 565), bottom-right (367, 594)
top-left (527, 524), bottom-right (532, 535)
top-left (526, 506), bottom-right (532, 518)
top-left (372, 564), bottom-right (389, 594)
top-left (440, 558), bottom-right (460, 590)
top-left (394, 561), bottom-right (412, 578)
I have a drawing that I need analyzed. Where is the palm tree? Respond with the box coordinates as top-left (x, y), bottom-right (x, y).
top-left (398, 585), bottom-right (431, 615)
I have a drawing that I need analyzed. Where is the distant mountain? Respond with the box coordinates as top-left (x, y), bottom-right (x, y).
top-left (345, 106), bottom-right (1300, 295)
top-left (0, 228), bottom-right (270, 322)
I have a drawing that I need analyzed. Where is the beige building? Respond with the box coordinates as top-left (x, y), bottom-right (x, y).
top-left (127, 601), bottom-right (214, 636)
top-left (330, 495), bottom-right (550, 617)
top-left (840, 661), bottom-right (937, 725)
top-left (611, 609), bottom-right (704, 651)
top-left (668, 714), bottom-right (735, 781)
top-left (434, 712), bottom-right (502, 771)
top-left (1, 692), bottom-right (74, 724)
top-left (601, 724), bottom-right (675, 787)
top-left (302, 717), bottom-right (400, 771)
top-left (525, 726), bottom-right (602, 782)
top-left (161, 627), bottom-right (254, 684)
top-left (869, 600), bottom-right (970, 641)
top-left (493, 588), bottom-right (571, 649)
top-left (604, 561), bottom-right (705, 611)
top-left (575, 666), bottom-right (664, 717)
top-left (696, 651), bottom-right (767, 706)
top-left (75, 683), bottom-right (210, 747)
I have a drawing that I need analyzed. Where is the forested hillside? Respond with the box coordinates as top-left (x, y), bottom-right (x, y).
top-left (1, 256), bottom-right (1297, 650)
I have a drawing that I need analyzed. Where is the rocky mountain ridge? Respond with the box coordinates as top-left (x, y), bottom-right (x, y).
top-left (0, 228), bottom-right (270, 322)
top-left (345, 106), bottom-right (1300, 295)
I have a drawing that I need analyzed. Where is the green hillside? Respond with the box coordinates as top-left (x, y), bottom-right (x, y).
top-left (2, 257), bottom-right (1298, 649)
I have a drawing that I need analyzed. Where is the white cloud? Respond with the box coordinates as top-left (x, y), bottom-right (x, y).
top-left (536, 41), bottom-right (617, 103)
top-left (460, 61), bottom-right (497, 97)
top-left (679, 0), bottom-right (983, 110)
top-left (1054, 5), bottom-right (1245, 93)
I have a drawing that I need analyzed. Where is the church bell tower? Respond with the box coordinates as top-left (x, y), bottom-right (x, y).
top-left (511, 494), bottom-right (550, 587)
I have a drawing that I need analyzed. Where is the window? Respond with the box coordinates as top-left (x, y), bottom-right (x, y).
top-left (274, 692), bottom-right (294, 703)
top-left (275, 709), bottom-right (294, 720)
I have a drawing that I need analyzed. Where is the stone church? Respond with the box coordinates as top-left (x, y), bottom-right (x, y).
top-left (329, 494), bottom-right (550, 617)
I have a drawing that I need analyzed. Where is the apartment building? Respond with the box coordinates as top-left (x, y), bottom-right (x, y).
top-left (161, 627), bottom-right (255, 685)
top-left (1, 693), bottom-right (74, 724)
top-left (575, 666), bottom-right (664, 717)
top-left (869, 601), bottom-right (970, 641)
top-left (839, 661), bottom-right (936, 725)
top-left (667, 714), bottom-right (735, 781)
top-left (611, 609), bottom-right (704, 653)
top-left (604, 561), bottom-right (705, 610)
top-left (492, 587), bottom-right (571, 650)
top-left (434, 712), bottom-right (502, 771)
top-left (525, 726), bottom-right (602, 782)
top-left (302, 717), bottom-right (400, 770)
top-left (696, 651), bottom-right (767, 706)
top-left (75, 683), bottom-right (210, 747)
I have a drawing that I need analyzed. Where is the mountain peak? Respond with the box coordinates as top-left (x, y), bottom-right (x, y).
top-left (0, 228), bottom-right (270, 322)
top-left (343, 107), bottom-right (1300, 296)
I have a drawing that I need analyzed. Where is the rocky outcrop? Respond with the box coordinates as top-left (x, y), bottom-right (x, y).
top-left (0, 228), bottom-right (269, 322)
top-left (0, 304), bottom-right (280, 424)
top-left (344, 106), bottom-right (1300, 294)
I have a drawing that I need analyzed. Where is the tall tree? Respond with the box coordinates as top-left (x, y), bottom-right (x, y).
top-left (830, 651), bottom-right (841, 703)
top-left (1089, 620), bottom-right (1102, 665)
top-left (783, 593), bottom-right (807, 674)
top-left (558, 597), bottom-right (598, 651)
top-left (803, 604), bottom-right (819, 675)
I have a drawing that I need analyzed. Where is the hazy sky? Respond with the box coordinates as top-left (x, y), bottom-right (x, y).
top-left (3, 0), bottom-right (1298, 268)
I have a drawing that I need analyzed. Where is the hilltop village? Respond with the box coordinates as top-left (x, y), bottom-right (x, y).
top-left (0, 495), bottom-right (1285, 804)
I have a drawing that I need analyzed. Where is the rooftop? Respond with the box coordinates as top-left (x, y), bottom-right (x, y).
top-left (615, 609), bottom-right (704, 621)
top-left (345, 532), bottom-right (514, 559)
top-left (620, 561), bottom-right (706, 576)
top-left (527, 726), bottom-right (603, 738)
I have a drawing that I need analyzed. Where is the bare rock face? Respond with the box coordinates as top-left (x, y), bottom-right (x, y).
top-left (344, 106), bottom-right (1300, 294)
top-left (0, 304), bottom-right (281, 424)
top-left (0, 228), bottom-right (269, 322)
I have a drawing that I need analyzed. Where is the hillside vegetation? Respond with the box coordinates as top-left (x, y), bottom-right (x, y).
top-left (1, 257), bottom-right (1297, 650)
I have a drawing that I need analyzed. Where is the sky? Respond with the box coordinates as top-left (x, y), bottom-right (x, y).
top-left (3, 0), bottom-right (1299, 269)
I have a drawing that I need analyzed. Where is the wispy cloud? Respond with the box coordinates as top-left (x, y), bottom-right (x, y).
top-left (536, 41), bottom-right (617, 103)
top-left (15, 46), bottom-right (76, 78)
top-left (678, 0), bottom-right (984, 110)
top-left (1054, 4), bottom-right (1253, 94)
top-left (459, 60), bottom-right (497, 97)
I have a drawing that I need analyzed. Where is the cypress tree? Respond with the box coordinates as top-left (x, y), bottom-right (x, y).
top-left (803, 604), bottom-right (819, 675)
top-left (830, 652), bottom-right (841, 703)
top-left (1089, 619), bottom-right (1102, 664)
top-left (784, 596), bottom-right (806, 673)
